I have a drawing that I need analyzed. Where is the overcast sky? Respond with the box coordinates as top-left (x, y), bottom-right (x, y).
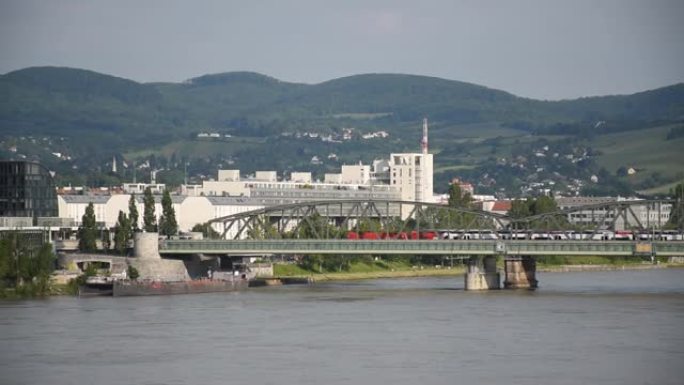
top-left (1, 0), bottom-right (682, 100)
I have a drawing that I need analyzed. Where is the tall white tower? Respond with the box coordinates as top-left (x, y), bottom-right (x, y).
top-left (421, 118), bottom-right (429, 155)
top-left (389, 119), bottom-right (434, 205)
top-left (112, 156), bottom-right (117, 173)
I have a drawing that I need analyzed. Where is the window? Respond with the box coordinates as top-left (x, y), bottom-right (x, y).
top-left (0, 161), bottom-right (57, 220)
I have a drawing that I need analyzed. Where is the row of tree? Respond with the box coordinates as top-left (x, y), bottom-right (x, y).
top-left (0, 233), bottom-right (55, 297)
top-left (667, 183), bottom-right (684, 229)
top-left (78, 187), bottom-right (178, 254)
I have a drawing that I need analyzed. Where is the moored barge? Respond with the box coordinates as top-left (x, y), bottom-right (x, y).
top-left (112, 277), bottom-right (248, 296)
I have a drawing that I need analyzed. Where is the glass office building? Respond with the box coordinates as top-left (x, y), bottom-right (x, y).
top-left (0, 161), bottom-right (58, 221)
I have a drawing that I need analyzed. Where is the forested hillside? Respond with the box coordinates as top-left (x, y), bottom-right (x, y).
top-left (1, 66), bottom-right (682, 196)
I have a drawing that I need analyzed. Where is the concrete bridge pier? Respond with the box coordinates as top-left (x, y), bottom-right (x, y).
top-left (464, 256), bottom-right (500, 290)
top-left (129, 232), bottom-right (190, 281)
top-left (133, 232), bottom-right (162, 260)
top-left (504, 256), bottom-right (538, 289)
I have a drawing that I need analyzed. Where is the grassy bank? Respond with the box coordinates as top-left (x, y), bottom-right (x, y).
top-left (1, 282), bottom-right (77, 299)
top-left (533, 255), bottom-right (662, 267)
top-left (537, 264), bottom-right (675, 273)
top-left (273, 256), bottom-right (679, 282)
top-left (274, 260), bottom-right (465, 281)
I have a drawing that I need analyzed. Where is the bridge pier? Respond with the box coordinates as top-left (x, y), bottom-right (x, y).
top-left (503, 256), bottom-right (538, 289)
top-left (129, 233), bottom-right (190, 281)
top-left (464, 256), bottom-right (500, 290)
top-left (134, 232), bottom-right (162, 260)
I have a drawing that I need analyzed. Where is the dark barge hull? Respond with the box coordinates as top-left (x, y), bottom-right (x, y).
top-left (78, 283), bottom-right (114, 297)
top-left (112, 279), bottom-right (249, 296)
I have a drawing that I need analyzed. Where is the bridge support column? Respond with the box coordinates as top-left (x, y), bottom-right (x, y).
top-left (130, 232), bottom-right (190, 281)
top-left (133, 232), bottom-right (161, 260)
top-left (504, 256), bottom-right (538, 289)
top-left (464, 256), bottom-right (500, 291)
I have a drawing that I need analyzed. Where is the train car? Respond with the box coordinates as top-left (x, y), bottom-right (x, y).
top-left (361, 232), bottom-right (380, 240)
top-left (580, 230), bottom-right (614, 240)
top-left (637, 231), bottom-right (684, 241)
top-left (439, 230), bottom-right (461, 240)
top-left (346, 228), bottom-right (684, 242)
top-left (614, 230), bottom-right (634, 241)
top-left (499, 230), bottom-right (526, 240)
top-left (530, 232), bottom-right (551, 240)
top-left (550, 231), bottom-right (570, 240)
top-left (387, 232), bottom-right (409, 240)
top-left (420, 231), bottom-right (437, 240)
top-left (346, 231), bottom-right (438, 241)
top-left (568, 231), bottom-right (584, 241)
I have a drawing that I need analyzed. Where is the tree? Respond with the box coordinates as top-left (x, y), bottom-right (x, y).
top-left (127, 265), bottom-right (140, 280)
top-left (191, 222), bottom-right (221, 239)
top-left (246, 216), bottom-right (279, 239)
top-left (531, 195), bottom-right (558, 215)
top-left (1, 233), bottom-right (55, 296)
top-left (448, 183), bottom-right (473, 208)
top-left (508, 199), bottom-right (531, 219)
top-left (113, 211), bottom-right (131, 255)
top-left (0, 232), bottom-right (26, 287)
top-left (78, 202), bottom-right (98, 252)
top-left (667, 182), bottom-right (684, 230)
top-left (158, 190), bottom-right (178, 237)
top-left (437, 183), bottom-right (477, 229)
top-left (128, 194), bottom-right (139, 233)
top-left (143, 187), bottom-right (157, 232)
top-left (32, 244), bottom-right (56, 282)
top-left (509, 196), bottom-right (558, 219)
top-left (101, 229), bottom-right (111, 251)
top-left (293, 213), bottom-right (340, 239)
top-left (357, 218), bottom-right (382, 233)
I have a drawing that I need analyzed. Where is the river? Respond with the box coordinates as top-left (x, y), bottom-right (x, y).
top-left (1, 269), bottom-right (683, 385)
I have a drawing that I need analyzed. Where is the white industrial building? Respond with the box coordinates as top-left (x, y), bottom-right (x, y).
top-left (57, 119), bottom-right (437, 233)
top-left (190, 119), bottom-right (434, 204)
top-left (58, 195), bottom-right (264, 238)
top-left (556, 197), bottom-right (672, 229)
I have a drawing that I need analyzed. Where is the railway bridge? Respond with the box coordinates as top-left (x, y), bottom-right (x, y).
top-left (150, 198), bottom-right (683, 291)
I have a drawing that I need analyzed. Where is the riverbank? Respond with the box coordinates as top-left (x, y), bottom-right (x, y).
top-left (538, 263), bottom-right (680, 273)
top-left (273, 260), bottom-right (467, 281)
top-left (305, 267), bottom-right (466, 282)
top-left (273, 262), bottom-right (683, 282)
top-left (3, 263), bottom-right (680, 298)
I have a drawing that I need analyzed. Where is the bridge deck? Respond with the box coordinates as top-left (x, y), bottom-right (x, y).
top-left (159, 239), bottom-right (684, 257)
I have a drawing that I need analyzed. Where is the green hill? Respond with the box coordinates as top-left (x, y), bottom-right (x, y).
top-left (1, 66), bottom-right (682, 195)
top-left (0, 67), bottom-right (172, 150)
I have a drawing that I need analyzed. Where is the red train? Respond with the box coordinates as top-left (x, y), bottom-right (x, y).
top-left (346, 231), bottom-right (437, 240)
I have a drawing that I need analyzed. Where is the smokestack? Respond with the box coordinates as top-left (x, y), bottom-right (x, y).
top-left (421, 118), bottom-right (429, 154)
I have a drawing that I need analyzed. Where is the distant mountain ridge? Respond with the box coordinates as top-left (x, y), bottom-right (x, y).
top-left (1, 66), bottom-right (682, 195)
top-left (2, 66), bottom-right (683, 142)
top-left (2, 66), bottom-right (161, 104)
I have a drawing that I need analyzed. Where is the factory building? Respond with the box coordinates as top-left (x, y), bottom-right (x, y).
top-left (53, 120), bottom-right (436, 234)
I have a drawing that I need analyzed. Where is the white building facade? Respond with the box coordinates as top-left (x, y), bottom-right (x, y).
top-left (388, 152), bottom-right (434, 202)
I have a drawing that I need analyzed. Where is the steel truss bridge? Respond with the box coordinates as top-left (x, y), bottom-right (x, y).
top-left (206, 199), bottom-right (680, 240)
top-left (156, 199), bottom-right (684, 257)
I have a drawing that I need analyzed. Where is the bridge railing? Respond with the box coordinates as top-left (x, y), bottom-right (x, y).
top-left (159, 239), bottom-right (684, 257)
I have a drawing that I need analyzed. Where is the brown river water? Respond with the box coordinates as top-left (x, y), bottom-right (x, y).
top-left (1, 268), bottom-right (683, 385)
